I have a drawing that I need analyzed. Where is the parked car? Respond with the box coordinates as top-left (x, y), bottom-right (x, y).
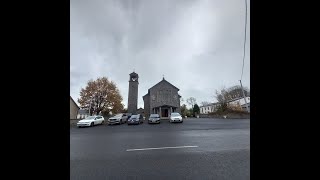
top-left (125, 113), bottom-right (132, 120)
top-left (169, 112), bottom-right (183, 123)
top-left (127, 114), bottom-right (143, 125)
top-left (148, 114), bottom-right (160, 124)
top-left (108, 113), bottom-right (127, 125)
top-left (77, 115), bottom-right (105, 127)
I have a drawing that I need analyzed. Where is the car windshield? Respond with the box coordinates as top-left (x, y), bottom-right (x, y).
top-left (150, 114), bottom-right (159, 118)
top-left (131, 115), bottom-right (139, 118)
top-left (171, 113), bottom-right (180, 117)
top-left (85, 116), bottom-right (95, 120)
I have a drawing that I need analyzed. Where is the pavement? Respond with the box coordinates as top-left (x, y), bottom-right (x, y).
top-left (70, 118), bottom-right (250, 180)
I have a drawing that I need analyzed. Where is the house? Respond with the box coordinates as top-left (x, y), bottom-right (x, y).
top-left (70, 96), bottom-right (80, 119)
top-left (241, 102), bottom-right (250, 111)
top-left (77, 109), bottom-right (89, 119)
top-left (200, 97), bottom-right (250, 114)
top-left (227, 97), bottom-right (250, 111)
top-left (200, 103), bottom-right (219, 114)
top-left (143, 77), bottom-right (181, 119)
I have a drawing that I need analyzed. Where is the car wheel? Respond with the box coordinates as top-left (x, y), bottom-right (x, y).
top-left (101, 121), bottom-right (104, 124)
top-left (90, 122), bottom-right (94, 127)
top-left (120, 120), bottom-right (122, 124)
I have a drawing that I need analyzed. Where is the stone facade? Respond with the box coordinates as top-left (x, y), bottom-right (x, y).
top-left (127, 72), bottom-right (139, 114)
top-left (143, 78), bottom-right (181, 119)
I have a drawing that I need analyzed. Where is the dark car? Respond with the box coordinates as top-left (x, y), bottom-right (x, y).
top-left (148, 114), bottom-right (160, 124)
top-left (127, 114), bottom-right (143, 125)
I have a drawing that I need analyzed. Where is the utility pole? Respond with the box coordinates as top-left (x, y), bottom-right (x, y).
top-left (239, 80), bottom-right (250, 112)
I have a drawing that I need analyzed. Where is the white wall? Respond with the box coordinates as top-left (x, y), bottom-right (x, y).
top-left (200, 105), bottom-right (216, 114)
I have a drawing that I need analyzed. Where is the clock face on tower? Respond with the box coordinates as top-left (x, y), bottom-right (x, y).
top-left (131, 77), bottom-right (137, 81)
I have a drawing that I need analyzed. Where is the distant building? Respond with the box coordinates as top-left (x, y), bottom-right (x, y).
top-left (70, 96), bottom-right (80, 119)
top-left (227, 97), bottom-right (250, 111)
top-left (77, 109), bottom-right (89, 119)
top-left (200, 97), bottom-right (250, 114)
top-left (143, 77), bottom-right (181, 119)
top-left (200, 103), bottom-right (219, 114)
top-left (241, 102), bottom-right (250, 111)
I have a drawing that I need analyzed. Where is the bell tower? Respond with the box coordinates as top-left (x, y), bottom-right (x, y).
top-left (128, 71), bottom-right (139, 114)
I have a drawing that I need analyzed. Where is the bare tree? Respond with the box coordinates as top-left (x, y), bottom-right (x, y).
top-left (214, 85), bottom-right (249, 112)
top-left (215, 85), bottom-right (249, 103)
top-left (200, 101), bottom-right (210, 106)
top-left (180, 97), bottom-right (184, 104)
top-left (186, 97), bottom-right (196, 109)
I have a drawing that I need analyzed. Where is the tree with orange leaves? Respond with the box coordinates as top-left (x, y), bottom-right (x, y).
top-left (78, 77), bottom-right (124, 116)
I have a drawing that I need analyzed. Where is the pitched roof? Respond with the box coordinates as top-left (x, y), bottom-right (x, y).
top-left (199, 103), bottom-right (219, 108)
top-left (149, 78), bottom-right (179, 91)
top-left (70, 96), bottom-right (80, 109)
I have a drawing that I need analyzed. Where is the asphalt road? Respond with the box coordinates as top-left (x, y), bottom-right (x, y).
top-left (70, 118), bottom-right (250, 180)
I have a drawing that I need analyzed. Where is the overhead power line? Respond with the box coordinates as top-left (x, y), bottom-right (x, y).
top-left (240, 0), bottom-right (248, 81)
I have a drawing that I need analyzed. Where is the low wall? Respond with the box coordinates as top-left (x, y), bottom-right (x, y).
top-left (199, 113), bottom-right (250, 119)
top-left (70, 119), bottom-right (78, 127)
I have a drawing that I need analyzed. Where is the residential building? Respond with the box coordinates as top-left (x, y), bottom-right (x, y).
top-left (70, 96), bottom-right (80, 119)
top-left (227, 97), bottom-right (250, 111)
top-left (200, 97), bottom-right (250, 114)
top-left (200, 103), bottom-right (219, 114)
top-left (77, 109), bottom-right (89, 119)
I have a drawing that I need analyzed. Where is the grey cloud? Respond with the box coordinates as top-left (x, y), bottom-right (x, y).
top-left (71, 0), bottom-right (250, 108)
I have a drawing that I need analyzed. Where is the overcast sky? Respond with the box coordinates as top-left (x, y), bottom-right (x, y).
top-left (70, 0), bottom-right (250, 109)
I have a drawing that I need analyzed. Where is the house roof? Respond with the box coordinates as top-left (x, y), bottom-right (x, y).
top-left (199, 103), bottom-right (219, 108)
top-left (227, 96), bottom-right (250, 103)
top-left (70, 96), bottom-right (80, 109)
top-left (78, 109), bottom-right (89, 114)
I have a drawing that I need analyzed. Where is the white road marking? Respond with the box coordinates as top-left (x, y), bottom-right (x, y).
top-left (126, 145), bottom-right (199, 151)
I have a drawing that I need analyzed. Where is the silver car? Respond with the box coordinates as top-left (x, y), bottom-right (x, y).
top-left (108, 113), bottom-right (127, 125)
top-left (148, 114), bottom-right (160, 124)
top-left (169, 112), bottom-right (183, 123)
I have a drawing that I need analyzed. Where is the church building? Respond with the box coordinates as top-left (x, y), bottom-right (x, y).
top-left (143, 77), bottom-right (181, 119)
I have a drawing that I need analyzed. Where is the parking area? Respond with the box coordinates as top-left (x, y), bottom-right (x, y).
top-left (70, 118), bottom-right (250, 180)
